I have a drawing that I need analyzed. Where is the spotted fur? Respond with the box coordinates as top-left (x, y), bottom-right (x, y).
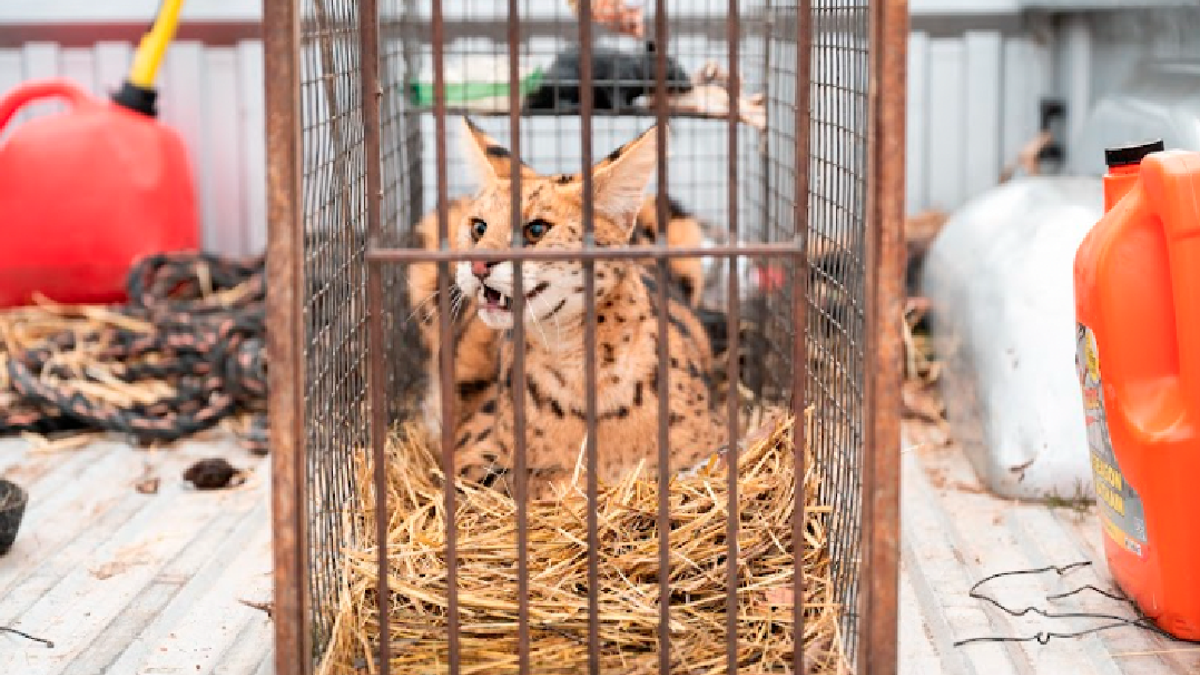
top-left (411, 118), bottom-right (725, 499)
top-left (630, 194), bottom-right (707, 307)
top-left (407, 198), bottom-right (503, 434)
top-left (407, 121), bottom-right (708, 439)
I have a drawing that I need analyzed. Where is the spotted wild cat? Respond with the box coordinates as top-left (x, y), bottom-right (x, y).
top-left (409, 118), bottom-right (726, 498)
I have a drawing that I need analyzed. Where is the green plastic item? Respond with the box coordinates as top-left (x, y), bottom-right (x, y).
top-left (409, 69), bottom-right (543, 107)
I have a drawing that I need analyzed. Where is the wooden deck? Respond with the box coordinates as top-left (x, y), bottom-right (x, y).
top-left (0, 434), bottom-right (273, 675)
top-left (7, 415), bottom-right (1198, 674)
top-left (899, 419), bottom-right (1200, 674)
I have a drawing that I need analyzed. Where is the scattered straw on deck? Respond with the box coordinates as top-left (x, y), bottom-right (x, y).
top-left (317, 408), bottom-right (848, 674)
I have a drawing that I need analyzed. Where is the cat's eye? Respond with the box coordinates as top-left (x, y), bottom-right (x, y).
top-left (523, 219), bottom-right (553, 243)
top-left (470, 218), bottom-right (488, 240)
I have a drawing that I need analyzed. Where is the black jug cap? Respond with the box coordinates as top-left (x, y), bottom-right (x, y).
top-left (111, 80), bottom-right (158, 118)
top-left (1105, 139), bottom-right (1164, 168)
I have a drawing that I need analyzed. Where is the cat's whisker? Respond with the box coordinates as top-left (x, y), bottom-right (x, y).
top-left (449, 286), bottom-right (468, 321)
top-left (549, 300), bottom-right (565, 344)
top-left (525, 295), bottom-right (552, 348)
top-left (405, 289), bottom-right (439, 324)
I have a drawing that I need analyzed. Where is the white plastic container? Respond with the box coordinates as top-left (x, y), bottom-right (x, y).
top-left (921, 176), bottom-right (1102, 501)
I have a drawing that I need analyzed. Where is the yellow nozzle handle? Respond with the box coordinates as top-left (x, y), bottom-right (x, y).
top-left (128, 0), bottom-right (187, 89)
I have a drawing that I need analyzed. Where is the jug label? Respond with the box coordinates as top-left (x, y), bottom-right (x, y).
top-left (1076, 323), bottom-right (1147, 558)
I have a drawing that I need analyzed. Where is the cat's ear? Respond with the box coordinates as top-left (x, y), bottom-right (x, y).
top-left (460, 117), bottom-right (536, 184)
top-left (592, 125), bottom-right (662, 224)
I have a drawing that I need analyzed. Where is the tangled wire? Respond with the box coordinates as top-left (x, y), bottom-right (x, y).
top-left (0, 252), bottom-right (268, 454)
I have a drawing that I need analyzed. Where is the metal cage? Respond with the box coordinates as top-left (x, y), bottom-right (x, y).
top-left (266, 0), bottom-right (905, 672)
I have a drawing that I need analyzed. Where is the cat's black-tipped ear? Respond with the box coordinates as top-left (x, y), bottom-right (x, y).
top-left (593, 124), bottom-right (663, 223)
top-left (460, 117), bottom-right (537, 184)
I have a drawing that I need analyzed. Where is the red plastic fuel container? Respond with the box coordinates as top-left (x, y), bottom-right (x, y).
top-left (0, 78), bottom-right (199, 307)
top-left (1074, 140), bottom-right (1200, 640)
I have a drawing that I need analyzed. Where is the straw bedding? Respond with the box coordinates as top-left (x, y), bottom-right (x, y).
top-left (317, 408), bottom-right (849, 675)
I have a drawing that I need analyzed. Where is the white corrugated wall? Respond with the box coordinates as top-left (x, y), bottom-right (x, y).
top-left (10, 4), bottom-right (1194, 240)
top-left (906, 27), bottom-right (1053, 215)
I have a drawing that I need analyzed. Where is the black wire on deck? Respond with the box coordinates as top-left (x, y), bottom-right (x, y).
top-left (953, 561), bottom-right (1190, 648)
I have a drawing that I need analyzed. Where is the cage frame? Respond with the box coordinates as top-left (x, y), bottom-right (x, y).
top-left (264, 0), bottom-right (907, 672)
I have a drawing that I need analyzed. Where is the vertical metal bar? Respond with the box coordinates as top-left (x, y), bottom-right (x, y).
top-left (756, 2), bottom-right (775, 401)
top-left (430, 0), bottom-right (459, 672)
top-left (653, 0), bottom-right (671, 673)
top-left (367, 266), bottom-right (391, 671)
top-left (860, 0), bottom-right (906, 672)
top-left (577, 0), bottom-right (601, 673)
top-left (264, 0), bottom-right (309, 671)
top-left (791, 1), bottom-right (814, 673)
top-left (400, 0), bottom-right (425, 223)
top-left (506, 3), bottom-right (530, 674)
top-left (360, 0), bottom-right (389, 668)
top-left (725, 0), bottom-right (742, 672)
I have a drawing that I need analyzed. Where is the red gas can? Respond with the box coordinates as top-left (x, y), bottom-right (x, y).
top-left (0, 78), bottom-right (199, 307)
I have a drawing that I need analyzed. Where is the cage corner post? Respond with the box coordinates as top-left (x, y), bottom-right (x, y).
top-left (860, 0), bottom-right (908, 672)
top-left (264, 0), bottom-right (313, 673)
top-left (360, 0), bottom-right (394, 668)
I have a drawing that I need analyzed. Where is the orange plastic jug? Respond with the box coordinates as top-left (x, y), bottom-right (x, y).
top-left (1074, 140), bottom-right (1200, 640)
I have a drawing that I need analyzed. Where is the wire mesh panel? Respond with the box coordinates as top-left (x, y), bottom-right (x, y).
top-left (804, 0), bottom-right (871, 659)
top-left (266, 0), bottom-right (904, 672)
top-left (298, 0), bottom-right (373, 654)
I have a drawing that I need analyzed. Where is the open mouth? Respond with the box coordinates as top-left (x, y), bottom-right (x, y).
top-left (482, 286), bottom-right (511, 311)
top-left (480, 281), bottom-right (549, 312)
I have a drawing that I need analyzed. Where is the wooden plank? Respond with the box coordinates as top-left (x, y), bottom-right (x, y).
top-left (900, 414), bottom-right (1200, 674)
top-left (202, 47), bottom-right (245, 256)
top-left (963, 31), bottom-right (1002, 199)
top-left (84, 496), bottom-right (272, 674)
top-left (130, 505), bottom-right (273, 674)
top-left (922, 462), bottom-right (1106, 675)
top-left (1011, 508), bottom-right (1183, 675)
top-left (0, 491), bottom-right (214, 670)
top-left (0, 443), bottom-right (269, 675)
top-left (237, 39), bottom-right (268, 255)
top-left (254, 651), bottom-right (275, 675)
top-left (925, 38), bottom-right (966, 212)
top-left (898, 555), bottom-right (945, 674)
top-left (901, 451), bottom-right (1028, 675)
top-left (210, 615), bottom-right (276, 675)
top-left (906, 31), bottom-right (930, 215)
top-left (0, 444), bottom-right (154, 599)
top-left (1058, 513), bottom-right (1200, 674)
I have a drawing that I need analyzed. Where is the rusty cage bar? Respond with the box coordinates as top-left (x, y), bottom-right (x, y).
top-left (266, 0), bottom-right (905, 672)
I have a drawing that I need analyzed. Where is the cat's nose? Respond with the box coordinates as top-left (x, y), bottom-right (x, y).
top-left (471, 260), bottom-right (495, 279)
